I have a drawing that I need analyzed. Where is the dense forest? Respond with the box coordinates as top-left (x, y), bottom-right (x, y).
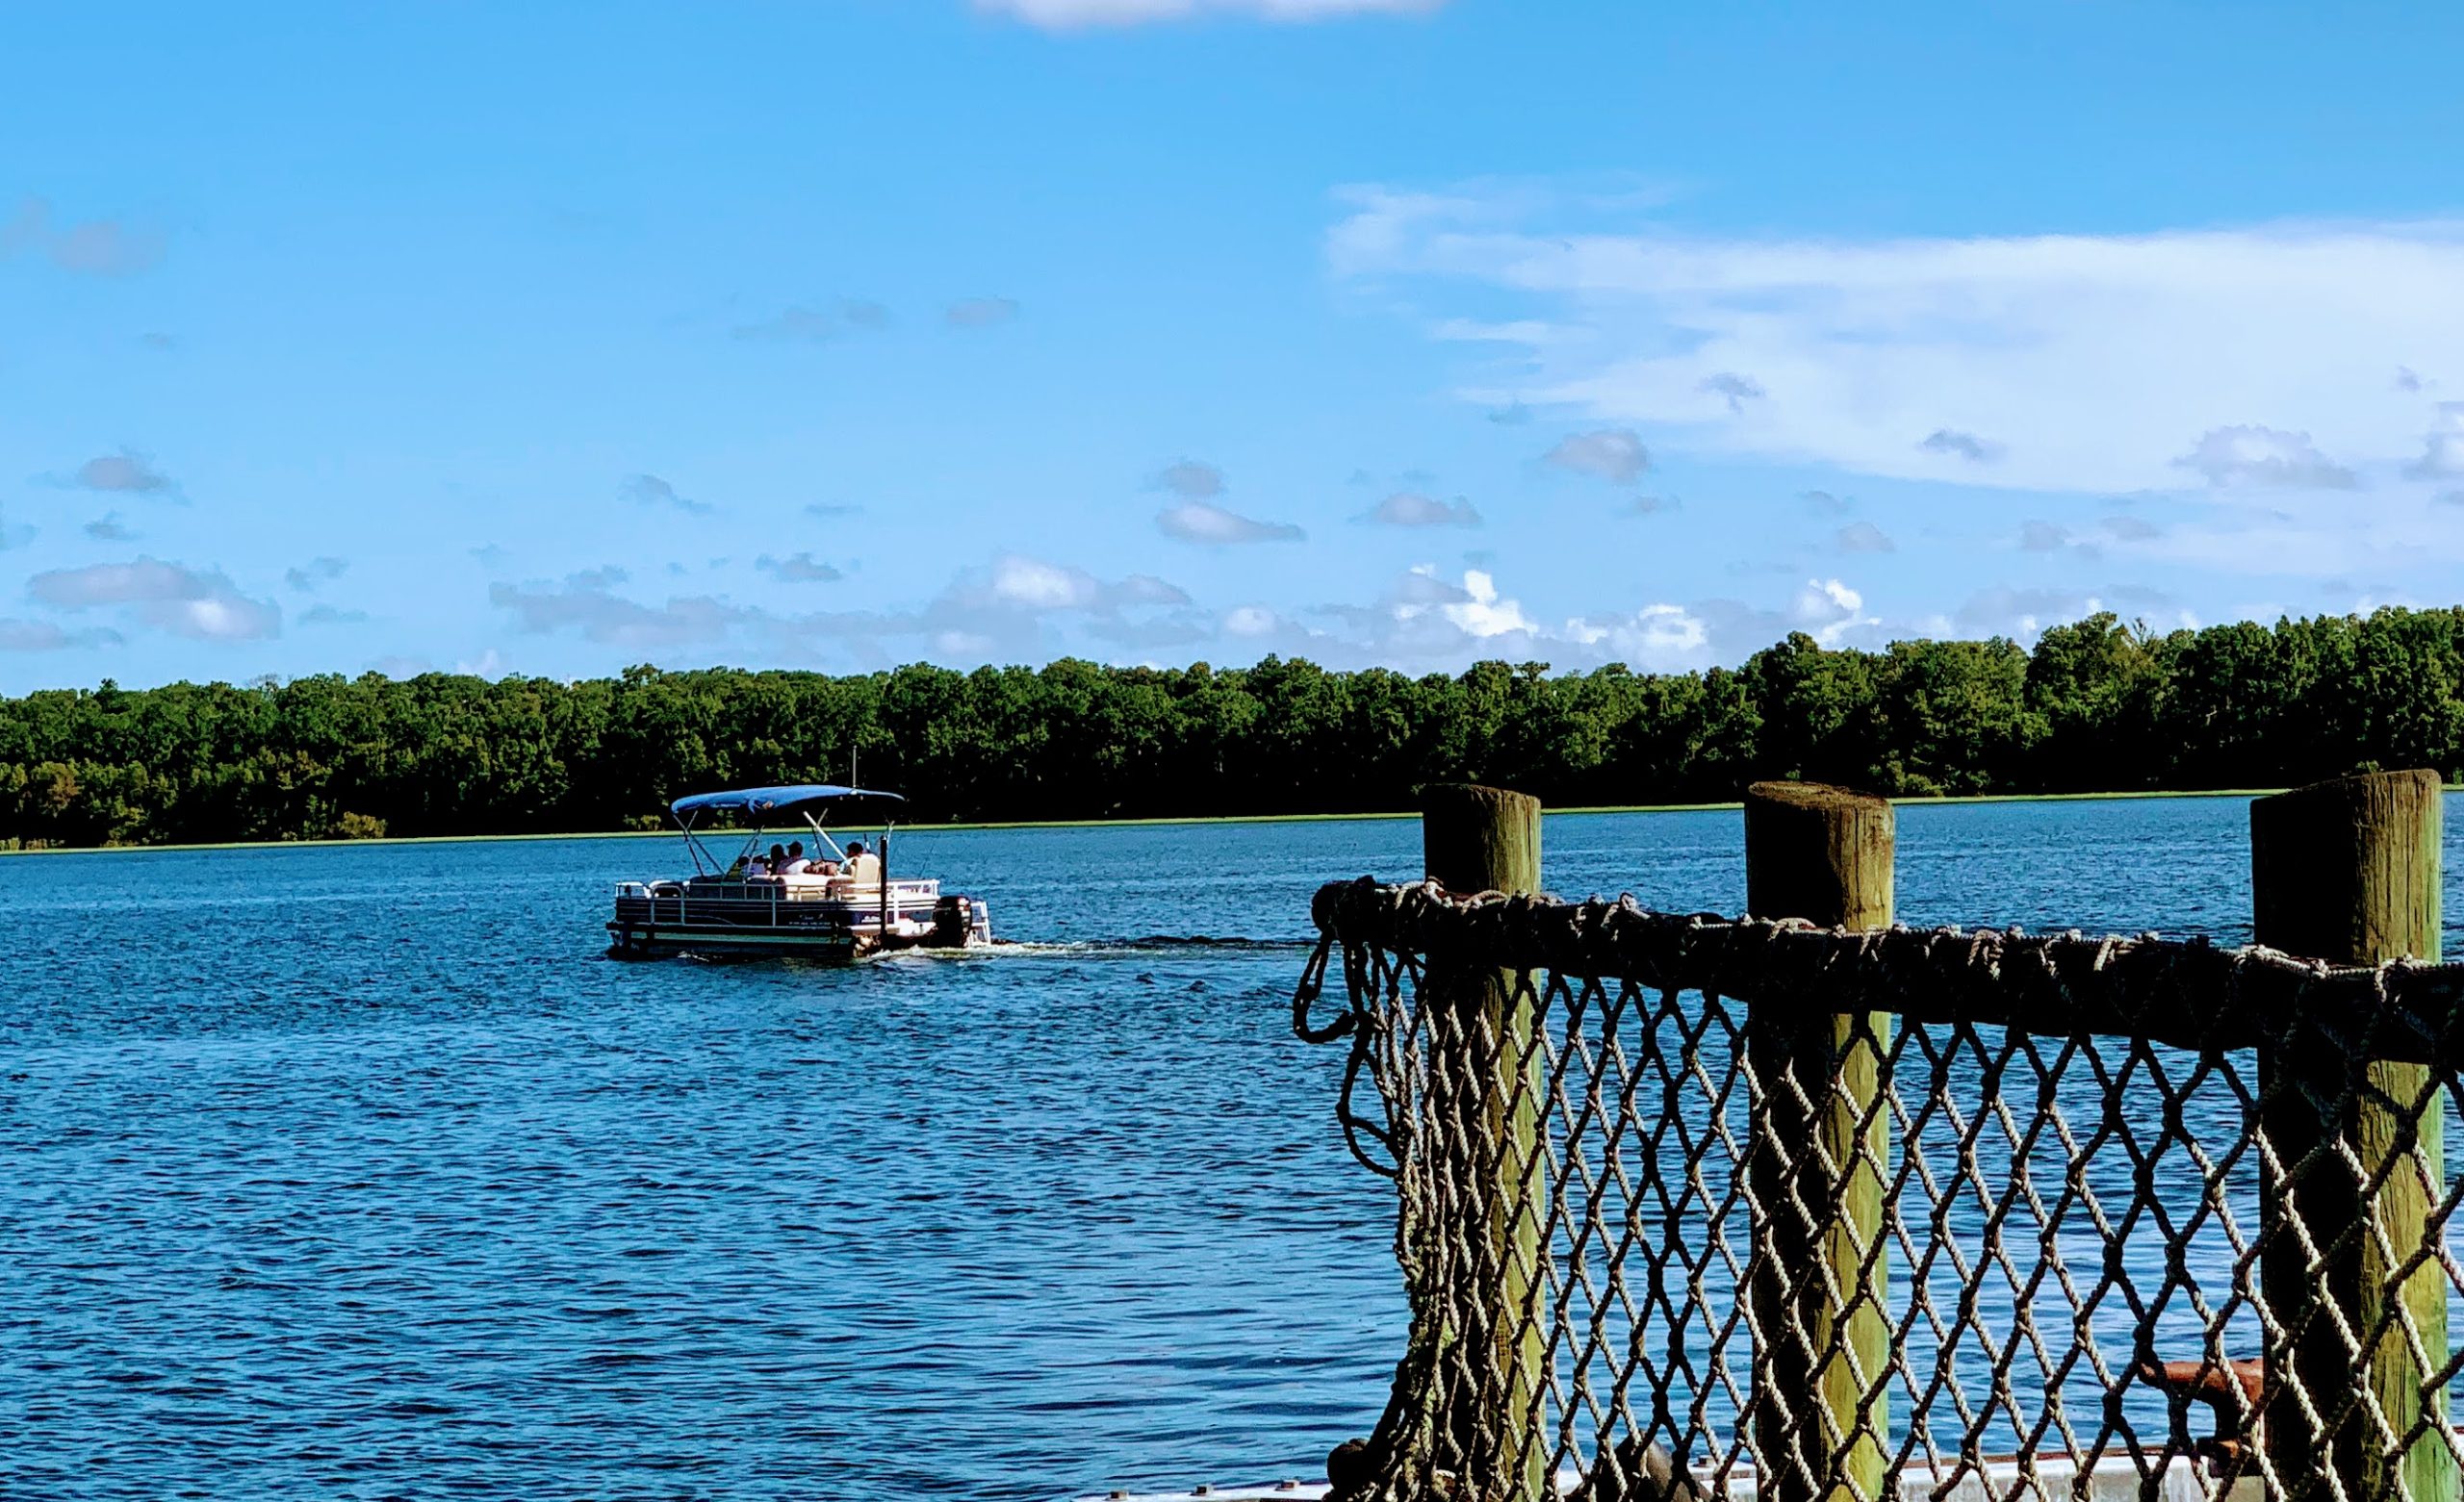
top-left (5, 607), bottom-right (2464, 848)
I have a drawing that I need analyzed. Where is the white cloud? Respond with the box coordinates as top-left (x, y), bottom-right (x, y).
top-left (1565, 602), bottom-right (1710, 665)
top-left (752, 553), bottom-right (1205, 664)
top-left (622, 473), bottom-right (714, 515)
top-left (933, 629), bottom-right (995, 656)
top-left (285, 556), bottom-right (348, 592)
top-left (28, 557), bottom-right (280, 641)
top-left (1542, 428), bottom-right (1650, 483)
top-left (979, 0), bottom-right (1440, 27)
top-left (66, 449), bottom-right (175, 496)
top-left (1699, 372), bottom-right (1764, 413)
top-left (988, 554), bottom-right (1098, 610)
top-left (1255, 564), bottom-right (1729, 674)
top-left (2113, 494), bottom-right (2464, 577)
top-left (1919, 428), bottom-right (2005, 463)
top-left (1156, 500), bottom-right (1305, 544)
top-left (1792, 578), bottom-right (1877, 647)
top-left (0, 618), bottom-right (120, 651)
top-left (2174, 425), bottom-right (2357, 490)
top-left (1360, 491), bottom-right (1481, 526)
top-left (1950, 585), bottom-right (2197, 642)
top-left (1110, 573), bottom-right (1194, 607)
top-left (489, 572), bottom-right (743, 648)
top-left (1413, 567), bottom-right (1534, 638)
top-left (2405, 403), bottom-right (2464, 480)
top-left (1154, 460), bottom-right (1225, 499)
top-left (956, 554), bottom-right (1191, 615)
top-left (757, 552), bottom-right (845, 583)
top-left (1332, 189), bottom-right (2464, 494)
top-left (1223, 604), bottom-right (1280, 637)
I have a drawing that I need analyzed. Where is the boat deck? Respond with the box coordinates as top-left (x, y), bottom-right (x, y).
top-left (607, 876), bottom-right (988, 959)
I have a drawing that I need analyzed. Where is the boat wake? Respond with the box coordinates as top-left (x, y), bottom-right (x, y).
top-left (879, 934), bottom-right (1312, 960)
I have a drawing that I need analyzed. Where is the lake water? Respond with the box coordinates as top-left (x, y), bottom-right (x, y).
top-left (5, 796), bottom-right (2460, 1501)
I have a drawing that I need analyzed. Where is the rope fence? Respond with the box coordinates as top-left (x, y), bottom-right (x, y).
top-left (1291, 774), bottom-right (2464, 1502)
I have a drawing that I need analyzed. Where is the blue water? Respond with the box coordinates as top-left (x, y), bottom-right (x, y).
top-left (2, 796), bottom-right (2455, 1501)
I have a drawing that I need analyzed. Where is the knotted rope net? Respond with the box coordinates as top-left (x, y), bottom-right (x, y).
top-left (1293, 878), bottom-right (2464, 1502)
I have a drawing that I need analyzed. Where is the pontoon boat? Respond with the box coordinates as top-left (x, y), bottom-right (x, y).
top-left (607, 784), bottom-right (991, 960)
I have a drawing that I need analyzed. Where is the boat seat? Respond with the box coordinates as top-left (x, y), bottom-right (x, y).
top-left (677, 874), bottom-right (787, 901)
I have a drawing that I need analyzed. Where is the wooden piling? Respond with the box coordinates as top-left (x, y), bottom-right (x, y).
top-left (1422, 782), bottom-right (1547, 1501)
top-left (2253, 769), bottom-right (2452, 1502)
top-left (1743, 780), bottom-right (1894, 1502)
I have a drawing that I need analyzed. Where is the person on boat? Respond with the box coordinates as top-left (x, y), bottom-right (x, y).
top-left (781, 841), bottom-right (811, 876)
top-left (743, 851), bottom-right (769, 878)
top-left (844, 839), bottom-right (881, 886)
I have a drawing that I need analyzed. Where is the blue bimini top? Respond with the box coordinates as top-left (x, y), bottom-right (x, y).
top-left (669, 784), bottom-right (906, 817)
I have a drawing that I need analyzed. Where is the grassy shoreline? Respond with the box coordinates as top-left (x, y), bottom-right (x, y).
top-left (0, 785), bottom-right (2299, 858)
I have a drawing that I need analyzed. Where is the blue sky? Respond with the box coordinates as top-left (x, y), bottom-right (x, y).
top-left (8, 1), bottom-right (2464, 691)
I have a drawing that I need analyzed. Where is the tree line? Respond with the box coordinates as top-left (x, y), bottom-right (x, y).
top-left (4, 607), bottom-right (2461, 849)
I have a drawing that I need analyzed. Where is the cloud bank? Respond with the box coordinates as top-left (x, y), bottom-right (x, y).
top-left (1332, 185), bottom-right (2464, 496)
top-left (29, 558), bottom-right (280, 641)
top-left (1157, 500), bottom-right (1305, 544)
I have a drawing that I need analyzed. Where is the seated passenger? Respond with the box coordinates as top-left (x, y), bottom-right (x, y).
top-left (756, 843), bottom-right (788, 880)
top-left (844, 839), bottom-right (882, 886)
top-left (781, 840), bottom-right (812, 876)
top-left (743, 853), bottom-right (769, 878)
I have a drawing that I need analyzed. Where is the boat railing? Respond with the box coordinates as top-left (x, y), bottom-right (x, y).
top-left (613, 877), bottom-right (944, 907)
top-left (782, 877), bottom-right (942, 904)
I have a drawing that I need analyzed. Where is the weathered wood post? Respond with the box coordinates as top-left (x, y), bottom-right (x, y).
top-left (2253, 770), bottom-right (2452, 1502)
top-left (1423, 782), bottom-right (1548, 1500)
top-left (1743, 781), bottom-right (1894, 1502)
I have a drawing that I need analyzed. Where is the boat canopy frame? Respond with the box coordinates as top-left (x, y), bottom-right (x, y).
top-left (666, 784), bottom-right (906, 878)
